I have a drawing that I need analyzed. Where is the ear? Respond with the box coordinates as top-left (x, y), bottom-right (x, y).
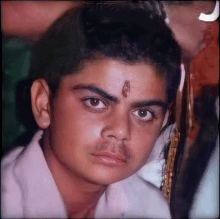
top-left (161, 110), bottom-right (170, 130)
top-left (31, 79), bottom-right (51, 129)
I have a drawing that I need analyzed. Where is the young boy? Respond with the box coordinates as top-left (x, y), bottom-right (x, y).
top-left (1, 2), bottom-right (181, 218)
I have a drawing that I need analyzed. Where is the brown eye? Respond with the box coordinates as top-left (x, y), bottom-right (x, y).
top-left (83, 98), bottom-right (107, 110)
top-left (90, 98), bottom-right (100, 106)
top-left (138, 109), bottom-right (147, 117)
top-left (132, 109), bottom-right (154, 122)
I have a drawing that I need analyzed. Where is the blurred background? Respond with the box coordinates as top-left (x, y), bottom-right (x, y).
top-left (2, 1), bottom-right (83, 155)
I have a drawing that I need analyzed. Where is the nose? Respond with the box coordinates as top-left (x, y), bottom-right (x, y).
top-left (101, 112), bottom-right (131, 142)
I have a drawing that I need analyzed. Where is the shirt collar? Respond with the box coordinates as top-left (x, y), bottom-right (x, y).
top-left (14, 130), bottom-right (67, 218)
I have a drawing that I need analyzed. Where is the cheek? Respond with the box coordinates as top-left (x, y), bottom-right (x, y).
top-left (130, 123), bottom-right (162, 164)
top-left (51, 97), bottom-right (103, 147)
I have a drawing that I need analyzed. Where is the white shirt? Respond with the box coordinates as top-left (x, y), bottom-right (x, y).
top-left (138, 124), bottom-right (173, 188)
top-left (1, 130), bottom-right (171, 218)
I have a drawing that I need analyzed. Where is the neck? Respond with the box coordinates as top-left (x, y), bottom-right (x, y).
top-left (42, 130), bottom-right (107, 218)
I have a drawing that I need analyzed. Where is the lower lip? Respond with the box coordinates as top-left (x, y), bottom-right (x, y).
top-left (93, 155), bottom-right (126, 166)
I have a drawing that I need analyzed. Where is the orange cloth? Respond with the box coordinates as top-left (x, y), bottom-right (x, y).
top-left (190, 21), bottom-right (219, 98)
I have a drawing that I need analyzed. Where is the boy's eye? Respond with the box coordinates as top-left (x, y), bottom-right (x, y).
top-left (132, 109), bottom-right (154, 122)
top-left (84, 98), bottom-right (107, 109)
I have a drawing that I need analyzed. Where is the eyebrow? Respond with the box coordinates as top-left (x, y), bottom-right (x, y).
top-left (131, 100), bottom-right (168, 111)
top-left (73, 84), bottom-right (118, 102)
top-left (73, 84), bottom-right (167, 111)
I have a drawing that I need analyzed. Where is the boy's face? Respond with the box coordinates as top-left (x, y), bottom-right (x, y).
top-left (44, 59), bottom-right (167, 185)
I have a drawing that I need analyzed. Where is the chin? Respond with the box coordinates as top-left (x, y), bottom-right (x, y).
top-left (87, 169), bottom-right (131, 185)
top-left (95, 177), bottom-right (127, 186)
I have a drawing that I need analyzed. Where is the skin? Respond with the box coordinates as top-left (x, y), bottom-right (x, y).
top-left (164, 1), bottom-right (217, 59)
top-left (31, 59), bottom-right (168, 217)
top-left (1, 1), bottom-right (83, 41)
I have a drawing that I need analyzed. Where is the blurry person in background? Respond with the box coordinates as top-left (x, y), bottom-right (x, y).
top-left (1, 1), bottom-right (82, 41)
top-left (162, 1), bottom-right (219, 218)
top-left (163, 0), bottom-right (218, 60)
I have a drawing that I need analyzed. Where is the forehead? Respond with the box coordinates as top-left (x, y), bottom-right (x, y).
top-left (62, 59), bottom-right (166, 101)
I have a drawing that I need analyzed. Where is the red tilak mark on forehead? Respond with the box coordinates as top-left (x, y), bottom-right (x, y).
top-left (122, 80), bottom-right (130, 97)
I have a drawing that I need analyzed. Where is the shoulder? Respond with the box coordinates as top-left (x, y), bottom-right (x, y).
top-left (1, 146), bottom-right (25, 218)
top-left (1, 146), bottom-right (26, 185)
top-left (2, 146), bottom-right (25, 168)
top-left (120, 173), bottom-right (171, 218)
top-left (97, 173), bottom-right (171, 218)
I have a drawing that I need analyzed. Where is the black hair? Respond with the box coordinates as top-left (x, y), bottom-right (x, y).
top-left (31, 1), bottom-right (181, 106)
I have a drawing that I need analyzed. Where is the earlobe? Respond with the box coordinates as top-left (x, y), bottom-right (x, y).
top-left (31, 79), bottom-right (51, 129)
